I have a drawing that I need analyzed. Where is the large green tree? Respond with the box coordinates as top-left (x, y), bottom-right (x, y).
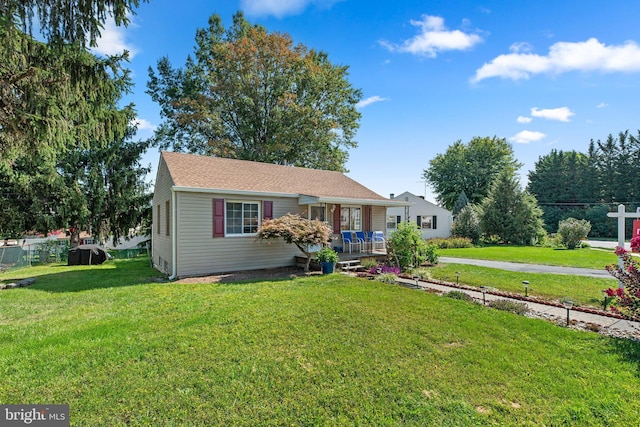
top-left (0, 1), bottom-right (151, 242)
top-left (0, 116), bottom-right (152, 244)
top-left (479, 170), bottom-right (545, 245)
top-left (147, 12), bottom-right (362, 171)
top-left (423, 136), bottom-right (520, 210)
top-left (0, 0), bottom-right (145, 167)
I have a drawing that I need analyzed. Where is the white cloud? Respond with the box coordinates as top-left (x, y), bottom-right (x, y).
top-left (131, 117), bottom-right (156, 132)
top-left (472, 38), bottom-right (640, 82)
top-left (91, 16), bottom-right (138, 58)
top-left (356, 96), bottom-right (388, 109)
top-left (510, 130), bottom-right (546, 144)
top-left (509, 42), bottom-right (533, 54)
top-left (241, 0), bottom-right (341, 18)
top-left (531, 106), bottom-right (574, 122)
top-left (380, 15), bottom-right (483, 58)
top-left (597, 102), bottom-right (609, 108)
top-left (517, 116), bottom-right (532, 123)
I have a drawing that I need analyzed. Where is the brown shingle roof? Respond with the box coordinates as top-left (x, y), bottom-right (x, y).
top-left (161, 151), bottom-right (388, 201)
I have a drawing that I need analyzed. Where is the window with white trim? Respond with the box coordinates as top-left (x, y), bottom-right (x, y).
top-left (340, 206), bottom-right (361, 231)
top-left (310, 205), bottom-right (326, 222)
top-left (226, 202), bottom-right (260, 235)
top-left (419, 216), bottom-right (433, 229)
top-left (387, 215), bottom-right (401, 229)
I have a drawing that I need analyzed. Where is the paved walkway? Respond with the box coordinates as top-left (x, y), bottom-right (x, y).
top-left (439, 257), bottom-right (613, 278)
top-left (395, 276), bottom-right (640, 339)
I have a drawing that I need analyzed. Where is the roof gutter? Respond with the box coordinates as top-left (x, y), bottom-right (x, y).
top-left (298, 195), bottom-right (412, 207)
top-left (171, 186), bottom-right (298, 199)
top-left (171, 186), bottom-right (411, 207)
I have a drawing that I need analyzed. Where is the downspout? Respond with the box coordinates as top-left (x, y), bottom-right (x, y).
top-left (168, 188), bottom-right (178, 280)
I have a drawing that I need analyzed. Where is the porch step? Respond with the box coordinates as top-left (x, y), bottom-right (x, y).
top-left (337, 259), bottom-right (364, 272)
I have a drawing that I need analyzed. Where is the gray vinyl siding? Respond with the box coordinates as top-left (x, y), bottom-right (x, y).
top-left (174, 192), bottom-right (304, 278)
top-left (371, 206), bottom-right (387, 235)
top-left (152, 159), bottom-right (174, 275)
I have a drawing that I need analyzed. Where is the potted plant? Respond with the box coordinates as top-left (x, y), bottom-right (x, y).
top-left (315, 246), bottom-right (339, 274)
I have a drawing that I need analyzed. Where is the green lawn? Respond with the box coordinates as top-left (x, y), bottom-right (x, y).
top-left (1, 258), bottom-right (639, 426)
top-left (429, 264), bottom-right (615, 307)
top-left (441, 246), bottom-right (619, 269)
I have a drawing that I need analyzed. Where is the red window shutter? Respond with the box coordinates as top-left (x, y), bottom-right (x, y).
top-left (213, 198), bottom-right (225, 237)
top-left (333, 204), bottom-right (341, 231)
top-left (263, 201), bottom-right (273, 220)
top-left (364, 205), bottom-right (372, 231)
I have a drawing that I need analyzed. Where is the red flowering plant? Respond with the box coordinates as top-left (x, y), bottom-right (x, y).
top-left (631, 235), bottom-right (640, 253)
top-left (604, 246), bottom-right (640, 320)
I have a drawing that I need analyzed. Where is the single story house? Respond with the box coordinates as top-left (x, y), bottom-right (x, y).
top-left (152, 151), bottom-right (408, 279)
top-left (386, 191), bottom-right (453, 240)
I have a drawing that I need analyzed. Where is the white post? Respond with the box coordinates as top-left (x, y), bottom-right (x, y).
top-left (606, 204), bottom-right (640, 288)
top-left (616, 204), bottom-right (625, 250)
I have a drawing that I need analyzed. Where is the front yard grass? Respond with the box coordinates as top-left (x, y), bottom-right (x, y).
top-left (429, 263), bottom-right (615, 307)
top-left (1, 258), bottom-right (639, 426)
top-left (441, 246), bottom-right (618, 269)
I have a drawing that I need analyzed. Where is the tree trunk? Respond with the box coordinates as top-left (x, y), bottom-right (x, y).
top-left (69, 227), bottom-right (80, 248)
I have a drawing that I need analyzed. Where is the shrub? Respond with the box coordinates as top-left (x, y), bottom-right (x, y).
top-left (429, 237), bottom-right (474, 249)
top-left (388, 221), bottom-right (430, 270)
top-left (487, 300), bottom-right (529, 315)
top-left (360, 258), bottom-right (379, 269)
top-left (557, 218), bottom-right (591, 249)
top-left (375, 273), bottom-right (398, 284)
top-left (605, 247), bottom-right (640, 320)
top-left (424, 244), bottom-right (439, 265)
top-left (541, 233), bottom-right (563, 248)
top-left (410, 267), bottom-right (432, 280)
top-left (445, 291), bottom-right (474, 302)
top-left (315, 246), bottom-right (339, 263)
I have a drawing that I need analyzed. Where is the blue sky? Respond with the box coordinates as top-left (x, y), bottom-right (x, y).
top-left (92, 0), bottom-right (640, 202)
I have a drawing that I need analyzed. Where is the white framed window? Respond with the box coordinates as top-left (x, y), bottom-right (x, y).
top-left (340, 206), bottom-right (361, 231)
top-left (386, 215), bottom-right (401, 229)
top-left (417, 215), bottom-right (435, 229)
top-left (226, 202), bottom-right (260, 235)
top-left (310, 205), bottom-right (326, 222)
top-left (422, 216), bottom-right (432, 229)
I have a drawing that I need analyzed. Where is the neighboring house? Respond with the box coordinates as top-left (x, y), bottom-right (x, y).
top-left (152, 151), bottom-right (408, 278)
top-left (386, 191), bottom-right (453, 239)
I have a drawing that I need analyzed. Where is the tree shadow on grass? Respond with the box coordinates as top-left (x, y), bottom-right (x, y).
top-left (607, 335), bottom-right (640, 377)
top-left (4, 257), bottom-right (166, 293)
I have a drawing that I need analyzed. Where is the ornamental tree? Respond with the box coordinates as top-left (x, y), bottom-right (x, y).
top-left (256, 213), bottom-right (332, 272)
top-left (605, 247), bottom-right (640, 320)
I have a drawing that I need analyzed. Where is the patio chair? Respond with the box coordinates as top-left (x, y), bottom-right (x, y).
top-left (355, 231), bottom-right (370, 253)
top-left (371, 231), bottom-right (386, 251)
top-left (341, 231), bottom-right (361, 253)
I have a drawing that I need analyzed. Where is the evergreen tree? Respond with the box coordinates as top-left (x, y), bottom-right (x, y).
top-left (452, 191), bottom-right (469, 216)
top-left (450, 205), bottom-right (481, 244)
top-left (480, 170), bottom-right (545, 245)
top-left (0, 0), bottom-right (144, 167)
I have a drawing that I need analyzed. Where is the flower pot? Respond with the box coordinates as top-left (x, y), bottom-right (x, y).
top-left (321, 261), bottom-right (335, 274)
